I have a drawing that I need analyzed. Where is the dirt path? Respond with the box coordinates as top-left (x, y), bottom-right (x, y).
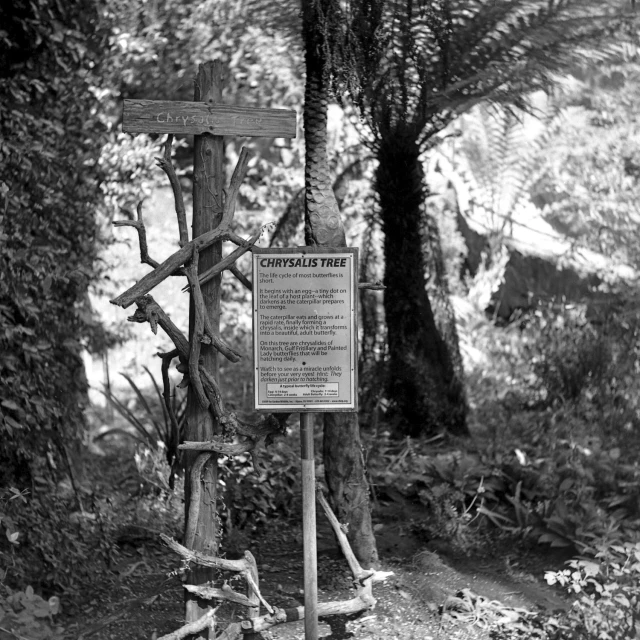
top-left (67, 486), bottom-right (568, 640)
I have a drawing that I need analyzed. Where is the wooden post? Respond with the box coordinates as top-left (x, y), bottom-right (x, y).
top-left (184, 61), bottom-right (225, 638)
top-left (300, 412), bottom-right (318, 640)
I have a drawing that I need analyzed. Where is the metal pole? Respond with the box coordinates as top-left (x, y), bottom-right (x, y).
top-left (300, 412), bottom-right (318, 640)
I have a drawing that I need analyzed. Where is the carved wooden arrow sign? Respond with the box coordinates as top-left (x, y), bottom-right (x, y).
top-left (123, 99), bottom-right (297, 138)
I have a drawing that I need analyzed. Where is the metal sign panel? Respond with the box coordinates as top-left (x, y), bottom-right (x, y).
top-left (253, 247), bottom-right (358, 412)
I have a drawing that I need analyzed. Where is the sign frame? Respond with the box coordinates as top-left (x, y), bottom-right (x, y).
top-left (252, 246), bottom-right (358, 413)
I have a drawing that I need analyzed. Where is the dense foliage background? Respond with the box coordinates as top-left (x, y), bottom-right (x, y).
top-left (0, 0), bottom-right (111, 484)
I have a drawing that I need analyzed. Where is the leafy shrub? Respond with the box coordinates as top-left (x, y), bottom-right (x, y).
top-left (545, 542), bottom-right (640, 639)
top-left (219, 438), bottom-right (300, 533)
top-left (0, 585), bottom-right (62, 640)
top-left (1, 474), bottom-right (120, 595)
top-left (99, 367), bottom-right (187, 473)
top-left (528, 308), bottom-right (612, 404)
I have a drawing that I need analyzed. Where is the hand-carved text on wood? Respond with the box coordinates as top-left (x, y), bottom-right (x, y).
top-left (123, 100), bottom-right (297, 137)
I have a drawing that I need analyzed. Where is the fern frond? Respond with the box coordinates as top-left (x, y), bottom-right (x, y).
top-left (323, 0), bottom-right (639, 148)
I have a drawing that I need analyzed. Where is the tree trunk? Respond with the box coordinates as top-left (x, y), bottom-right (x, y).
top-left (183, 62), bottom-right (224, 638)
top-left (376, 136), bottom-right (468, 437)
top-left (422, 208), bottom-right (468, 424)
top-left (302, 0), bottom-right (379, 568)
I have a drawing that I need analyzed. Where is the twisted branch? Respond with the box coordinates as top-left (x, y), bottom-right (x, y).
top-left (197, 229), bottom-right (263, 288)
top-left (113, 202), bottom-right (160, 269)
top-left (185, 583), bottom-right (253, 607)
top-left (180, 438), bottom-right (256, 456)
top-left (228, 264), bottom-right (252, 290)
top-left (185, 453), bottom-right (213, 549)
top-left (156, 607), bottom-right (217, 640)
top-left (358, 280), bottom-right (385, 290)
top-left (111, 149), bottom-right (253, 309)
top-left (185, 249), bottom-right (210, 410)
top-left (161, 534), bottom-right (249, 572)
top-left (156, 134), bottom-right (189, 247)
top-left (113, 202), bottom-right (187, 276)
top-left (128, 295), bottom-right (240, 363)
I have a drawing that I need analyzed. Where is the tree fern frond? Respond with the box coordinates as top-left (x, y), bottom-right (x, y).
top-left (325, 0), bottom-right (638, 149)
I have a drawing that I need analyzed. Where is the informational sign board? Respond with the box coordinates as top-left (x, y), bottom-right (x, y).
top-left (253, 247), bottom-right (358, 412)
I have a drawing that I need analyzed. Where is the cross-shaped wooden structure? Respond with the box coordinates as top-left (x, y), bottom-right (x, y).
top-left (117, 61), bottom-right (296, 638)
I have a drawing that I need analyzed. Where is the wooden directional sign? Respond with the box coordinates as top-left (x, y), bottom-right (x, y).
top-left (123, 99), bottom-right (297, 138)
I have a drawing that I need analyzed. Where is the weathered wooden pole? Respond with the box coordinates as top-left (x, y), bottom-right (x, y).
top-left (184, 61), bottom-right (225, 637)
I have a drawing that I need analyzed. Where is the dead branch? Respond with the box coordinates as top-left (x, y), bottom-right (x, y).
top-left (171, 490), bottom-right (393, 640)
top-left (185, 249), bottom-right (210, 410)
top-left (200, 367), bottom-right (226, 421)
top-left (128, 295), bottom-right (190, 354)
top-left (179, 438), bottom-right (255, 456)
top-left (228, 264), bottom-right (252, 290)
top-left (156, 134), bottom-right (189, 247)
top-left (113, 202), bottom-right (160, 269)
top-left (201, 314), bottom-right (242, 363)
top-left (316, 489), bottom-right (392, 585)
top-left (156, 607), bottom-right (217, 640)
top-left (113, 202), bottom-right (187, 277)
top-left (184, 583), bottom-right (253, 607)
top-left (179, 411), bottom-right (286, 455)
top-left (244, 550), bottom-right (260, 623)
top-left (161, 534), bottom-right (248, 573)
top-left (197, 229), bottom-right (262, 288)
top-left (221, 147), bottom-right (252, 228)
top-left (317, 488), bottom-right (368, 581)
top-left (111, 229), bottom-right (227, 308)
top-left (216, 594), bottom-right (379, 640)
top-left (129, 295), bottom-right (239, 364)
top-left (111, 148), bottom-right (252, 309)
top-left (185, 453), bottom-right (213, 549)
top-left (225, 231), bottom-right (251, 247)
top-left (358, 281), bottom-right (385, 290)
top-left (243, 567), bottom-right (274, 614)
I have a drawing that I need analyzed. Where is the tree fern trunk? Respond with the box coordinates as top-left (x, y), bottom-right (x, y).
top-left (376, 136), bottom-right (468, 437)
top-left (303, 0), bottom-right (378, 568)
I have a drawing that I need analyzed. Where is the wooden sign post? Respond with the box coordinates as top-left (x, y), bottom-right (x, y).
top-left (122, 61), bottom-right (296, 638)
top-left (252, 247), bottom-right (359, 640)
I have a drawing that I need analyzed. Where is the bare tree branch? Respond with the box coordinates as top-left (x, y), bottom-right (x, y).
top-left (228, 264), bottom-right (252, 290)
top-left (185, 249), bottom-right (210, 410)
top-left (156, 134), bottom-right (189, 247)
top-left (113, 202), bottom-right (160, 269)
top-left (111, 149), bottom-right (253, 308)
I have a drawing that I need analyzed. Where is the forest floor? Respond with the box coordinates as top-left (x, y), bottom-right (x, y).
top-left (58, 436), bottom-right (571, 640)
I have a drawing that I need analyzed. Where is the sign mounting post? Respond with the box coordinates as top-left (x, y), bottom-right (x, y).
top-left (123, 62), bottom-right (296, 639)
top-left (253, 246), bottom-right (358, 640)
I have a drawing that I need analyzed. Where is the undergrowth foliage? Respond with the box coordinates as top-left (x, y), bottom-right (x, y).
top-left (366, 299), bottom-right (640, 635)
top-left (0, 0), bottom-right (109, 484)
top-left (545, 542), bottom-right (640, 640)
